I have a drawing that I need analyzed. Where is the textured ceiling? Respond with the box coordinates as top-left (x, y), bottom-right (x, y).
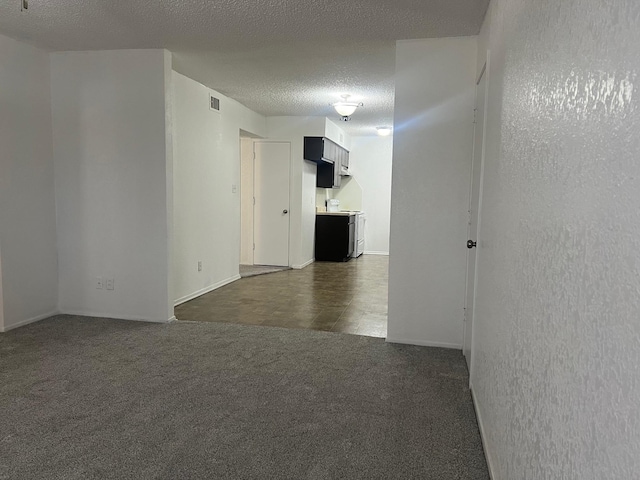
top-left (0, 0), bottom-right (489, 135)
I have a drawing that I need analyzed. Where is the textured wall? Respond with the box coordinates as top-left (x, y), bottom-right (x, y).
top-left (471, 0), bottom-right (640, 478)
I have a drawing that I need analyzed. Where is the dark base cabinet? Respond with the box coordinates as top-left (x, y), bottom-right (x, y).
top-left (315, 215), bottom-right (355, 262)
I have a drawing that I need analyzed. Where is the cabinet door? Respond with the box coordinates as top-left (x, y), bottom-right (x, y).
top-left (317, 162), bottom-right (334, 188)
top-left (303, 137), bottom-right (323, 162)
top-left (328, 141), bottom-right (337, 163)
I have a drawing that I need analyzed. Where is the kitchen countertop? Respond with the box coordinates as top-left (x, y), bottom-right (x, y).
top-left (316, 211), bottom-right (356, 216)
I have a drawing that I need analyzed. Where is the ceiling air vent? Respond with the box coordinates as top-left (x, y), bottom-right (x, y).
top-left (209, 94), bottom-right (220, 113)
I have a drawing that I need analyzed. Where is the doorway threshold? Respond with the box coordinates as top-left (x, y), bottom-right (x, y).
top-left (239, 264), bottom-right (291, 278)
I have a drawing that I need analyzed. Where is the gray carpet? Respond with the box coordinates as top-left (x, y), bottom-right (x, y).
top-left (0, 315), bottom-right (489, 480)
top-left (239, 264), bottom-right (291, 278)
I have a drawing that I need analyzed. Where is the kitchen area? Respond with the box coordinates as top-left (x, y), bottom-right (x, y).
top-left (176, 126), bottom-right (392, 339)
top-left (304, 136), bottom-right (367, 263)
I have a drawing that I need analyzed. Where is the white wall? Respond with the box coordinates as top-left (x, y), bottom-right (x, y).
top-left (324, 118), bottom-right (351, 150)
top-left (0, 34), bottom-right (59, 332)
top-left (470, 0), bottom-right (640, 478)
top-left (51, 49), bottom-right (173, 323)
top-left (387, 37), bottom-right (477, 348)
top-left (347, 135), bottom-right (393, 254)
top-left (172, 72), bottom-right (266, 304)
top-left (266, 117), bottom-right (325, 269)
top-left (333, 177), bottom-right (363, 212)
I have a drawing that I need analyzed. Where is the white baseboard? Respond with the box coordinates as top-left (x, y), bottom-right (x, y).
top-left (292, 258), bottom-right (314, 270)
top-left (0, 309), bottom-right (59, 333)
top-left (385, 336), bottom-right (462, 349)
top-left (174, 275), bottom-right (241, 306)
top-left (364, 251), bottom-right (389, 256)
top-left (60, 310), bottom-right (175, 323)
top-left (168, 316), bottom-right (177, 323)
top-left (470, 384), bottom-right (496, 479)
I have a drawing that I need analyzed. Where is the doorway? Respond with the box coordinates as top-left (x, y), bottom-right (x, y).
top-left (463, 60), bottom-right (488, 372)
top-left (239, 139), bottom-right (291, 269)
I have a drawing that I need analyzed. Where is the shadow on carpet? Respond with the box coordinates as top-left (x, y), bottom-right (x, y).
top-left (0, 315), bottom-right (489, 480)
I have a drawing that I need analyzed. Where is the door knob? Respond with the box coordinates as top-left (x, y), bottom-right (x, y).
top-left (467, 240), bottom-right (477, 249)
top-left (283, 209), bottom-right (288, 214)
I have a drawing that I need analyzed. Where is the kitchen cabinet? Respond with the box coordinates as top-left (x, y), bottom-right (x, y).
top-left (316, 162), bottom-right (340, 189)
top-left (303, 136), bottom-right (349, 188)
top-left (315, 213), bottom-right (355, 262)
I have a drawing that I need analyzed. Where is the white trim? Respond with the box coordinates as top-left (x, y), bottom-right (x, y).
top-left (174, 274), bottom-right (241, 306)
top-left (292, 258), bottom-right (314, 270)
top-left (363, 251), bottom-right (389, 256)
top-left (470, 385), bottom-right (496, 480)
top-left (60, 311), bottom-right (174, 323)
top-left (385, 336), bottom-right (462, 349)
top-left (0, 309), bottom-right (59, 333)
top-left (168, 316), bottom-right (177, 322)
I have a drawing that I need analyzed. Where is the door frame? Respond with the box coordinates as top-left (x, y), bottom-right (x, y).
top-left (463, 54), bottom-right (489, 377)
top-left (252, 140), bottom-right (292, 267)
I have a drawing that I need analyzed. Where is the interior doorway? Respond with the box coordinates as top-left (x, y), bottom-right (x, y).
top-left (253, 141), bottom-right (291, 266)
top-left (239, 138), bottom-right (291, 269)
top-left (463, 60), bottom-right (488, 372)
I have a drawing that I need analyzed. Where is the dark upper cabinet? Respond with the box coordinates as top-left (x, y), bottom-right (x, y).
top-left (304, 137), bottom-right (328, 163)
top-left (304, 136), bottom-right (349, 188)
top-left (316, 161), bottom-right (342, 189)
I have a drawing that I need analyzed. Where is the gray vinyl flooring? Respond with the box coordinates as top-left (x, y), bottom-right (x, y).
top-left (0, 315), bottom-right (489, 480)
top-left (179, 256), bottom-right (389, 338)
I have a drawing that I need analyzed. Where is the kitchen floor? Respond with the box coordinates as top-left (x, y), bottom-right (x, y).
top-left (175, 255), bottom-right (388, 338)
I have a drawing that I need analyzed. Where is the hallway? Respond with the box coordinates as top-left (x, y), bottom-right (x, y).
top-left (175, 256), bottom-right (388, 338)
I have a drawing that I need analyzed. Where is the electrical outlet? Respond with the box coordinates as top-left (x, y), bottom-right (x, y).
top-left (106, 278), bottom-right (114, 290)
top-left (231, 184), bottom-right (237, 193)
top-left (197, 261), bottom-right (203, 272)
top-left (96, 277), bottom-right (103, 289)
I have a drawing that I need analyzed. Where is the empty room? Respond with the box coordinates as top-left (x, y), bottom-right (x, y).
top-left (1, 0), bottom-right (639, 479)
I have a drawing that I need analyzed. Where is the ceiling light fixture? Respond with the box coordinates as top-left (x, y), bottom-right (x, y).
top-left (332, 94), bottom-right (363, 121)
top-left (376, 126), bottom-right (392, 136)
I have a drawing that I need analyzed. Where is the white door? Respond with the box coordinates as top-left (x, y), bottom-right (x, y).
top-left (463, 64), bottom-right (487, 371)
top-left (253, 142), bottom-right (290, 266)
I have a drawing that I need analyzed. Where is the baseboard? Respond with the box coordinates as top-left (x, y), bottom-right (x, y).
top-left (385, 336), bottom-right (462, 349)
top-left (174, 275), bottom-right (241, 306)
top-left (168, 316), bottom-right (177, 323)
top-left (470, 384), bottom-right (497, 479)
top-left (364, 251), bottom-right (389, 256)
top-left (0, 309), bottom-right (59, 333)
top-left (292, 258), bottom-right (314, 270)
top-left (60, 310), bottom-right (174, 324)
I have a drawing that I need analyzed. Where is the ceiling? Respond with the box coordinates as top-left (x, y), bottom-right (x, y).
top-left (0, 0), bottom-right (489, 135)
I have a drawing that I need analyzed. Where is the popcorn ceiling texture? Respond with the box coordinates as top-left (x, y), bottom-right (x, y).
top-left (472, 0), bottom-right (640, 478)
top-left (0, 0), bottom-right (488, 135)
